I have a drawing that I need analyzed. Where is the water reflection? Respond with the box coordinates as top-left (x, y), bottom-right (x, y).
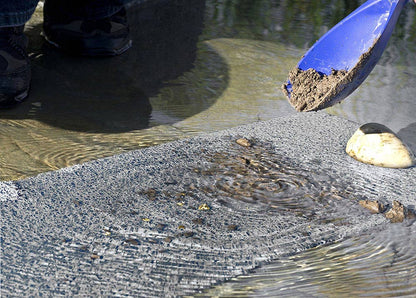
top-left (1, 0), bottom-right (208, 133)
top-left (0, 0), bottom-right (415, 180)
top-left (0, 0), bottom-right (212, 179)
top-left (205, 0), bottom-right (362, 46)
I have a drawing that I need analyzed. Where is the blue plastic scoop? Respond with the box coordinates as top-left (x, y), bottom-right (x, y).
top-left (283, 0), bottom-right (410, 111)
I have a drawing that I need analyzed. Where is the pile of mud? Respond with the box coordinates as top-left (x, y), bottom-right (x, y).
top-left (282, 44), bottom-right (375, 112)
top-left (283, 68), bottom-right (348, 111)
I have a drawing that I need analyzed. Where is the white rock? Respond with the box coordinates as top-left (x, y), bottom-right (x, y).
top-left (346, 123), bottom-right (415, 168)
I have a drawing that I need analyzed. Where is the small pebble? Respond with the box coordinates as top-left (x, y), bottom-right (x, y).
top-left (192, 218), bottom-right (204, 225)
top-left (145, 188), bottom-right (157, 200)
top-left (125, 239), bottom-right (140, 245)
top-left (180, 231), bottom-right (194, 238)
top-left (359, 200), bottom-right (385, 214)
top-left (385, 200), bottom-right (415, 223)
top-left (198, 203), bottom-right (210, 211)
top-left (236, 138), bottom-right (252, 147)
top-left (346, 123), bottom-right (415, 168)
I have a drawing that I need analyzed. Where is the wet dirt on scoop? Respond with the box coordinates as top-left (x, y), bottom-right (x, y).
top-left (282, 43), bottom-right (375, 112)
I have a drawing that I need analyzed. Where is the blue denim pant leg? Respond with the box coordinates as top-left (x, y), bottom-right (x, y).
top-left (44, 0), bottom-right (135, 21)
top-left (0, 1), bottom-right (39, 27)
top-left (0, 0), bottom-right (135, 27)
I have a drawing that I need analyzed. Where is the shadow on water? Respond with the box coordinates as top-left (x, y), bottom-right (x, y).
top-left (0, 0), bottom-right (232, 180)
top-left (0, 0), bottom-right (220, 133)
top-left (1, 0), bottom-right (414, 180)
top-left (398, 122), bottom-right (416, 154)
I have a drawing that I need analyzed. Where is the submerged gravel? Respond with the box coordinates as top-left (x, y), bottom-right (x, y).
top-left (1, 112), bottom-right (415, 296)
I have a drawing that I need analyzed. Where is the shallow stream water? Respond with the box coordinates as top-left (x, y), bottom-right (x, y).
top-left (1, 0), bottom-right (415, 180)
top-left (1, 0), bottom-right (415, 296)
top-left (192, 139), bottom-right (416, 297)
top-left (199, 224), bottom-right (416, 297)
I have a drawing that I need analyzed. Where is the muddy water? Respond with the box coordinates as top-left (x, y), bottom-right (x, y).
top-left (194, 140), bottom-right (355, 221)
top-left (1, 1), bottom-right (415, 180)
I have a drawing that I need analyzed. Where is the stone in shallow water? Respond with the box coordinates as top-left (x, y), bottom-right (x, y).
top-left (385, 200), bottom-right (415, 223)
top-left (359, 200), bottom-right (385, 214)
top-left (346, 123), bottom-right (415, 168)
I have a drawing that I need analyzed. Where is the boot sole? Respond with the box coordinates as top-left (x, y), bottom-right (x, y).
top-left (0, 88), bottom-right (29, 108)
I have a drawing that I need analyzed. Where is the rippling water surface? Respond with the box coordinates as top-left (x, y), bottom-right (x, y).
top-left (1, 0), bottom-right (414, 180)
top-left (195, 140), bottom-right (356, 222)
top-left (199, 224), bottom-right (416, 297)
top-left (189, 139), bottom-right (416, 297)
top-left (1, 1), bottom-right (415, 296)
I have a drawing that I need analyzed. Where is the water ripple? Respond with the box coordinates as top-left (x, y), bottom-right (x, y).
top-left (194, 138), bottom-right (358, 224)
top-left (200, 224), bottom-right (416, 297)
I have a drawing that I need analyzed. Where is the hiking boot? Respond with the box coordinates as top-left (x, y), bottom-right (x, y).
top-left (0, 26), bottom-right (31, 108)
top-left (43, 7), bottom-right (132, 56)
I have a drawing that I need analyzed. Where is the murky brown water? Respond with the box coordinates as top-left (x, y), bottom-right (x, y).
top-left (1, 1), bottom-right (415, 180)
top-left (194, 139), bottom-right (355, 222)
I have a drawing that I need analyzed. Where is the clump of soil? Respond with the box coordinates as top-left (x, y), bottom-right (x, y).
top-left (385, 200), bottom-right (415, 223)
top-left (282, 68), bottom-right (348, 112)
top-left (282, 42), bottom-right (375, 112)
top-left (358, 199), bottom-right (415, 223)
top-left (359, 200), bottom-right (385, 214)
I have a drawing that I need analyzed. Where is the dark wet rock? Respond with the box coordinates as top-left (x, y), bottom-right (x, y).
top-left (227, 224), bottom-right (238, 231)
top-left (125, 239), bottom-right (140, 245)
top-left (358, 199), bottom-right (415, 223)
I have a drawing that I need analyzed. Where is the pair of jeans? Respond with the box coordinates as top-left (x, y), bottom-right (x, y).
top-left (0, 0), bottom-right (133, 27)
